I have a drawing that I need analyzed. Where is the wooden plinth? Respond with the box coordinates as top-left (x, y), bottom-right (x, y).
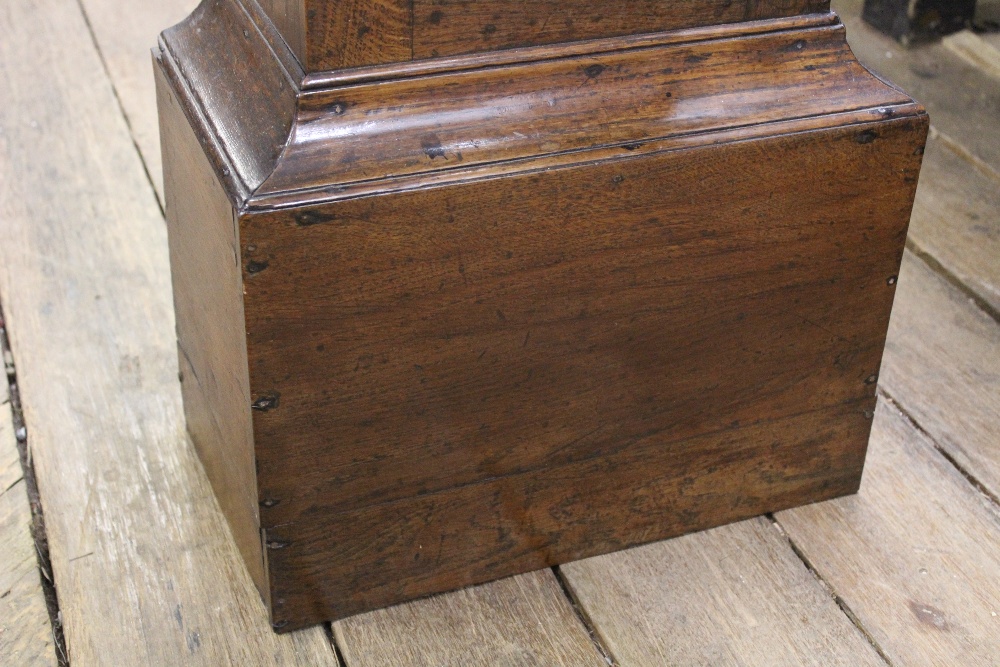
top-left (156, 0), bottom-right (927, 631)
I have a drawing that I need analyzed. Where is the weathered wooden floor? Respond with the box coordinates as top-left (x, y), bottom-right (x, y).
top-left (1, 0), bottom-right (998, 664)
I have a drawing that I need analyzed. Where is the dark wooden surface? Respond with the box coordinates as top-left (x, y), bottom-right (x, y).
top-left (271, 402), bottom-right (874, 627)
top-left (156, 61), bottom-right (265, 598)
top-left (408, 0), bottom-right (831, 60)
top-left (255, 0), bottom-right (832, 71)
top-left (245, 116), bottom-right (924, 523)
top-left (258, 18), bottom-right (911, 198)
top-left (247, 115), bottom-right (924, 627)
top-left (9, 0), bottom-right (1000, 662)
top-left (155, 0), bottom-right (927, 630)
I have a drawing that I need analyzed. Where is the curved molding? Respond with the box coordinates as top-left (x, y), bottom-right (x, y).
top-left (158, 2), bottom-right (920, 215)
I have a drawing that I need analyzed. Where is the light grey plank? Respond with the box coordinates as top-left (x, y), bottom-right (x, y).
top-left (0, 0), bottom-right (338, 663)
top-left (78, 0), bottom-right (199, 201)
top-left (335, 570), bottom-right (607, 667)
top-left (778, 397), bottom-right (1000, 667)
top-left (561, 517), bottom-right (885, 666)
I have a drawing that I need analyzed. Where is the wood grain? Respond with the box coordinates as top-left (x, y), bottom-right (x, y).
top-left (159, 0), bottom-right (926, 628)
top-left (300, 12), bottom-right (842, 89)
top-left (156, 61), bottom-right (264, 598)
top-left (76, 0), bottom-right (198, 201)
top-left (260, 23), bottom-right (910, 198)
top-left (304, 0), bottom-right (411, 70)
top-left (257, 0), bottom-right (307, 65)
top-left (561, 517), bottom-right (885, 666)
top-left (0, 0), bottom-right (337, 661)
top-left (288, 0), bottom-right (831, 71)
top-left (159, 0), bottom-right (300, 203)
top-left (777, 397), bottom-right (1000, 666)
top-left (0, 382), bottom-right (55, 666)
top-left (410, 0), bottom-right (830, 60)
top-left (246, 118), bottom-right (922, 528)
top-left (334, 570), bottom-right (605, 667)
top-left (267, 400), bottom-right (876, 627)
top-left (907, 135), bottom-right (1000, 314)
top-left (836, 0), bottom-right (1000, 169)
top-left (879, 253), bottom-right (1000, 503)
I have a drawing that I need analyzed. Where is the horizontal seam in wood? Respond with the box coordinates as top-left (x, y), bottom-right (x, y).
top-left (301, 12), bottom-right (841, 89)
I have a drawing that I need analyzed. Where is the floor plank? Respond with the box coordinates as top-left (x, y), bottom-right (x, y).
top-left (777, 398), bottom-right (1000, 667)
top-left (0, 380), bottom-right (56, 666)
top-left (334, 570), bottom-right (607, 667)
top-left (77, 0), bottom-right (198, 201)
top-left (908, 135), bottom-right (1000, 315)
top-left (943, 30), bottom-right (1000, 81)
top-left (560, 517), bottom-right (885, 666)
top-left (880, 253), bottom-right (1000, 501)
top-left (0, 0), bottom-right (337, 663)
top-left (833, 0), bottom-right (1000, 171)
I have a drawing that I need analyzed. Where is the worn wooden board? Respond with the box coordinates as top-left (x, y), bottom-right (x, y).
top-left (561, 517), bottom-right (885, 667)
top-left (943, 30), bottom-right (1000, 81)
top-left (0, 0), bottom-right (337, 663)
top-left (334, 570), bottom-right (606, 667)
top-left (777, 398), bottom-right (1000, 666)
top-left (77, 0), bottom-right (198, 201)
top-left (880, 253), bottom-right (1000, 500)
top-left (986, 31), bottom-right (1000, 53)
top-left (834, 0), bottom-right (1000, 169)
top-left (0, 381), bottom-right (56, 666)
top-left (907, 135), bottom-right (1000, 315)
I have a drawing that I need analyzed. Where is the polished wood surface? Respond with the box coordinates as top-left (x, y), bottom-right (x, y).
top-left (155, 0), bottom-right (927, 630)
top-left (245, 117), bottom-right (922, 524)
top-left (8, 0), bottom-right (1000, 661)
top-left (157, 62), bottom-right (265, 597)
top-left (410, 0), bottom-right (831, 60)
top-left (259, 18), bottom-right (911, 198)
top-left (255, 0), bottom-right (831, 71)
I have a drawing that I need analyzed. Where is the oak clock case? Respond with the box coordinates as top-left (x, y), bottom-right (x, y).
top-left (155, 0), bottom-right (927, 632)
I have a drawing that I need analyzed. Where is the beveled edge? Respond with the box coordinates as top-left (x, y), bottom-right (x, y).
top-left (156, 2), bottom-right (922, 220)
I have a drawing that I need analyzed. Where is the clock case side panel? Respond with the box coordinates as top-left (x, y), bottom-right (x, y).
top-left (155, 59), bottom-right (267, 601)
